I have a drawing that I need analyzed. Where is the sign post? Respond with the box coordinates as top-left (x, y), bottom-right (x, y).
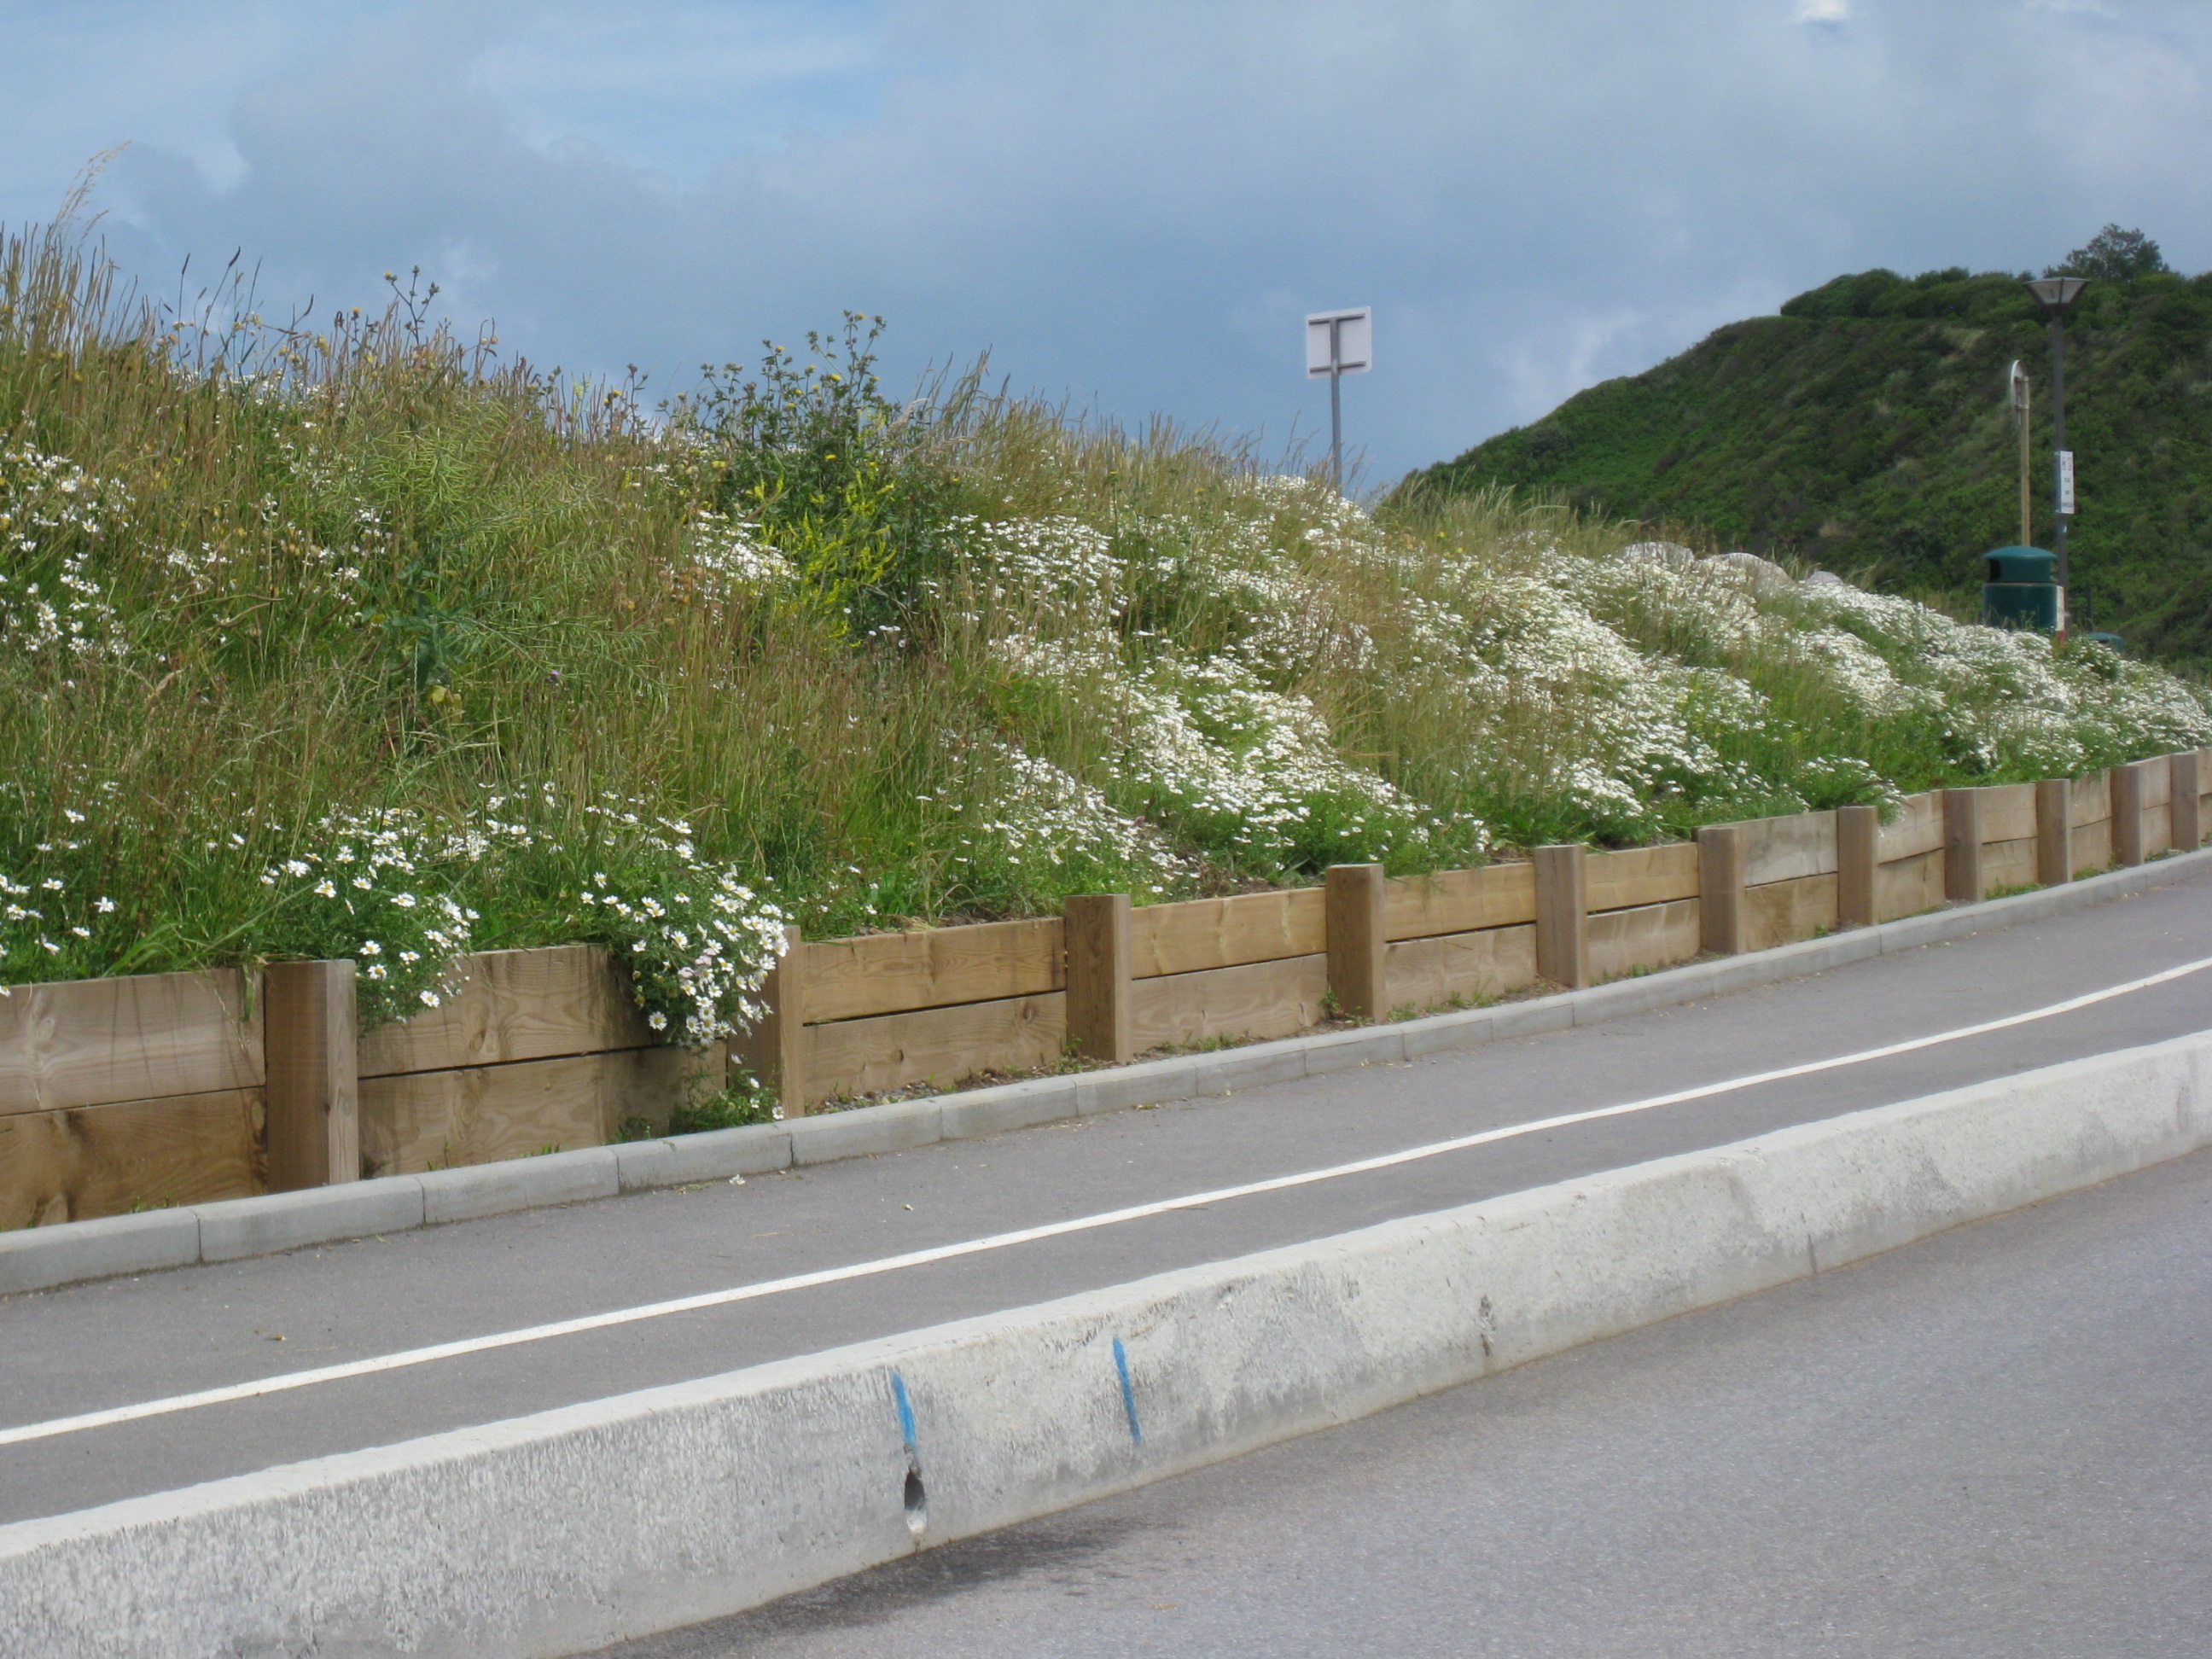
top-left (1305, 307), bottom-right (1372, 492)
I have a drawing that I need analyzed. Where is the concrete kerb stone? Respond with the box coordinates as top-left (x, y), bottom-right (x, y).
top-left (195, 1179), bottom-right (425, 1264)
top-left (0, 1209), bottom-right (201, 1296)
top-left (9, 841), bottom-right (2210, 1298)
top-left (417, 1148), bottom-right (620, 1226)
top-left (10, 1030), bottom-right (2209, 1659)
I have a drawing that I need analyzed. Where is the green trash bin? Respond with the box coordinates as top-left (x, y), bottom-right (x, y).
top-left (1981, 545), bottom-right (2061, 632)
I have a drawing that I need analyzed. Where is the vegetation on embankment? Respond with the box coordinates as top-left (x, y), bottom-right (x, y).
top-left (3, 212), bottom-right (2208, 1034)
top-left (1408, 232), bottom-right (2212, 661)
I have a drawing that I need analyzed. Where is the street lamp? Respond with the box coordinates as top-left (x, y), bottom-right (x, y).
top-left (2025, 276), bottom-right (2088, 626)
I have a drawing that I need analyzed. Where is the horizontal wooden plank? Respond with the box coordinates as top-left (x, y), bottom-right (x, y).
top-left (0, 1088), bottom-right (264, 1227)
top-left (1129, 955), bottom-right (1329, 1052)
top-left (0, 969), bottom-right (260, 1118)
top-left (1738, 811), bottom-right (1837, 886)
top-left (1877, 793), bottom-right (1945, 863)
top-left (2139, 801), bottom-right (2173, 859)
top-left (1742, 872), bottom-right (1838, 952)
top-left (1587, 899), bottom-right (1702, 982)
top-left (1977, 783), bottom-right (2037, 845)
top-left (1982, 835), bottom-right (2039, 896)
top-left (2073, 818), bottom-right (2112, 876)
top-left (2140, 761), bottom-right (2173, 808)
top-left (1875, 847), bottom-right (1945, 923)
top-left (803, 917), bottom-right (1064, 1025)
top-left (806, 992), bottom-right (1065, 1104)
top-left (2070, 770), bottom-right (2111, 828)
top-left (1586, 844), bottom-right (1699, 913)
top-left (359, 1046), bottom-right (715, 1177)
top-left (1384, 925), bottom-right (1538, 1013)
top-left (1384, 863), bottom-right (1536, 941)
top-left (359, 946), bottom-right (655, 1079)
top-left (1130, 888), bottom-right (1325, 979)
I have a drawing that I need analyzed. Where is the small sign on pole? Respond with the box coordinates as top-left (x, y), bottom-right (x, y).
top-left (1305, 307), bottom-right (1372, 491)
top-left (2057, 450), bottom-right (2076, 516)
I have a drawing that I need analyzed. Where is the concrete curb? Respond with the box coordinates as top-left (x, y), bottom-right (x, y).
top-left (6, 1027), bottom-right (2209, 1658)
top-left (5, 842), bottom-right (2209, 1298)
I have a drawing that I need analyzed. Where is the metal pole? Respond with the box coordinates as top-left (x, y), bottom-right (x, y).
top-left (1328, 317), bottom-right (1343, 492)
top-left (2014, 371), bottom-right (2032, 549)
top-left (2051, 313), bottom-right (2069, 595)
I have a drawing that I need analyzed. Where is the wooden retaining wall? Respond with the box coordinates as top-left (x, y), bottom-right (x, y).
top-left (9, 748), bottom-right (2212, 1223)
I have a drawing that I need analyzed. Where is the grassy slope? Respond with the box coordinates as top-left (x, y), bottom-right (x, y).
top-left (3, 219), bottom-right (2208, 1035)
top-left (1406, 267), bottom-right (2212, 661)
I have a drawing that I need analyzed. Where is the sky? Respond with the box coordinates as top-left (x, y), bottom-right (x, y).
top-left (2, 0), bottom-right (2207, 486)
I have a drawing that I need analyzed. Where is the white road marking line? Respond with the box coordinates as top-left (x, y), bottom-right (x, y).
top-left (7, 953), bottom-right (2209, 1449)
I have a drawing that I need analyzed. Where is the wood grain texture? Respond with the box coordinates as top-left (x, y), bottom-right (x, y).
top-left (1742, 873), bottom-right (1838, 952)
top-left (1384, 925), bottom-right (1539, 1012)
top-left (1129, 956), bottom-right (1329, 1052)
top-left (1587, 899), bottom-right (1702, 983)
top-left (1943, 789), bottom-right (1983, 905)
top-left (1131, 888), bottom-right (1325, 978)
top-left (2171, 754), bottom-right (2202, 852)
top-left (2069, 769), bottom-right (2112, 829)
top-left (0, 969), bottom-right (260, 1119)
top-left (1064, 894), bottom-right (1132, 1064)
top-left (1326, 864), bottom-right (1388, 1020)
top-left (2140, 801), bottom-right (2173, 860)
top-left (0, 1089), bottom-right (264, 1227)
top-left (1877, 793), bottom-right (1945, 862)
top-left (1875, 848), bottom-right (1945, 923)
top-left (2036, 780), bottom-right (2073, 888)
top-left (1982, 835), bottom-right (2039, 895)
top-left (805, 993), bottom-right (1066, 1104)
top-left (358, 946), bottom-right (654, 1079)
top-left (1738, 811), bottom-right (1837, 886)
top-left (1697, 824), bottom-right (1746, 955)
top-left (1585, 844), bottom-right (1699, 913)
top-left (265, 958), bottom-right (358, 1191)
top-left (1533, 845), bottom-right (1588, 990)
top-left (1977, 783), bottom-right (2037, 844)
top-left (358, 1046), bottom-right (715, 1177)
top-left (2112, 764), bottom-right (2146, 866)
top-left (1836, 806), bottom-right (1878, 928)
top-left (1383, 863), bottom-right (1536, 941)
top-left (800, 918), bottom-right (1064, 1025)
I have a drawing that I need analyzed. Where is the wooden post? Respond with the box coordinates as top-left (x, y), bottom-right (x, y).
top-left (731, 925), bottom-right (810, 1116)
top-left (1533, 843), bottom-right (1588, 990)
top-left (1063, 894), bottom-right (1133, 1064)
top-left (2112, 761), bottom-right (2146, 867)
top-left (1943, 788), bottom-right (1984, 904)
top-left (1697, 823), bottom-right (1746, 955)
top-left (2035, 778), bottom-right (2073, 888)
top-left (2172, 752), bottom-right (2203, 853)
top-left (1835, 805), bottom-right (1878, 928)
top-left (1325, 864), bottom-right (1388, 1021)
top-left (264, 959), bottom-right (358, 1190)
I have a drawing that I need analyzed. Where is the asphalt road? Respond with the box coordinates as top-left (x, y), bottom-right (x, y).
top-left (3, 869), bottom-right (2210, 1528)
top-left (596, 1129), bottom-right (2212, 1659)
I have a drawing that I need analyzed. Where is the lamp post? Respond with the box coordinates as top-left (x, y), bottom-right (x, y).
top-left (1305, 307), bottom-right (1372, 492)
top-left (2024, 276), bottom-right (2088, 627)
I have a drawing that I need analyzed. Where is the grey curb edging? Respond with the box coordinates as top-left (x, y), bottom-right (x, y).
top-left (6, 842), bottom-right (2209, 1299)
top-left (9, 1027), bottom-right (2210, 1657)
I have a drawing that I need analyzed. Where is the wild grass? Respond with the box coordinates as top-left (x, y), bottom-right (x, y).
top-left (3, 210), bottom-right (2207, 1027)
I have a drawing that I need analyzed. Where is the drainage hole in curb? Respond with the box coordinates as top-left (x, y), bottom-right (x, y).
top-left (904, 1468), bottom-right (928, 1537)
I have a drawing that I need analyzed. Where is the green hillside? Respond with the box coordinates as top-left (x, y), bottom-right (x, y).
top-left (1408, 246), bottom-right (2212, 661)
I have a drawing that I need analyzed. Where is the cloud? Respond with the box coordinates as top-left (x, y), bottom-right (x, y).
top-left (7, 0), bottom-right (2212, 483)
top-left (1796, 0), bottom-right (1851, 22)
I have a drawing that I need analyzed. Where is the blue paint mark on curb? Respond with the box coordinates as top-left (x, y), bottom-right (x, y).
top-left (1113, 1336), bottom-right (1143, 1444)
top-left (890, 1371), bottom-right (918, 1456)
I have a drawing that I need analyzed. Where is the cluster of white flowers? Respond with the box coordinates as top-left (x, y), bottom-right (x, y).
top-left (678, 507), bottom-right (796, 606)
top-left (571, 795), bottom-right (790, 1046)
top-left (933, 739), bottom-right (1193, 897)
top-left (0, 443), bottom-right (132, 661)
top-left (259, 806), bottom-right (479, 1009)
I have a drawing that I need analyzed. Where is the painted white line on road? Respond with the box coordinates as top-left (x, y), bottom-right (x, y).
top-left (7, 953), bottom-right (2210, 1450)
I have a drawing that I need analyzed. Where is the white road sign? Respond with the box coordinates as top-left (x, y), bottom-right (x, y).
top-left (1306, 308), bottom-right (1372, 377)
top-left (2058, 449), bottom-right (2076, 515)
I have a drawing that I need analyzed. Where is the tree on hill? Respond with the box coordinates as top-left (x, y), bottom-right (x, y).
top-left (1404, 242), bottom-right (2212, 664)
